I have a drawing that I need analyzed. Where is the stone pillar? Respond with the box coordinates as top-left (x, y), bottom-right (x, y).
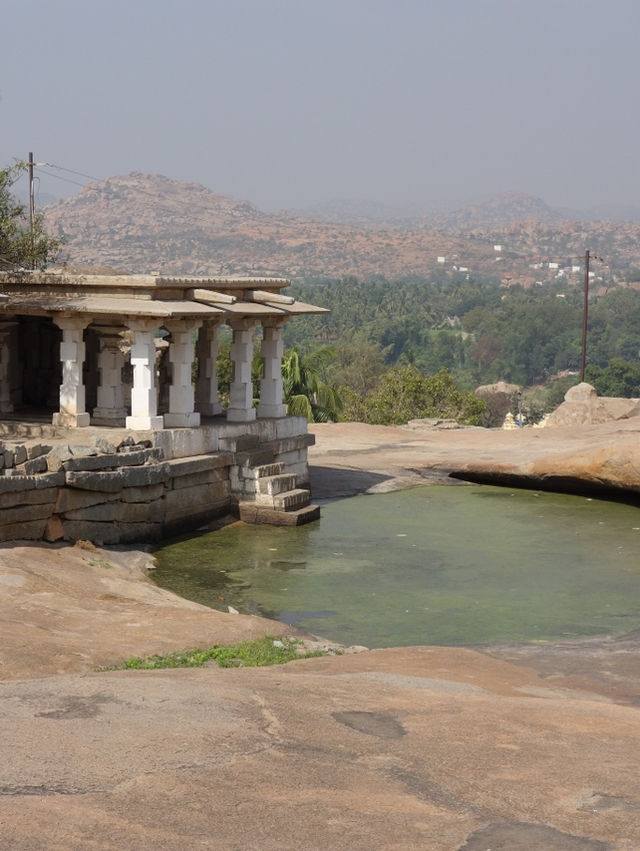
top-left (257, 320), bottom-right (288, 418)
top-left (0, 322), bottom-right (17, 413)
top-left (92, 326), bottom-right (127, 425)
top-left (195, 320), bottom-right (224, 416)
top-left (227, 320), bottom-right (257, 423)
top-left (52, 316), bottom-right (90, 428)
top-left (125, 319), bottom-right (164, 430)
top-left (163, 319), bottom-right (201, 428)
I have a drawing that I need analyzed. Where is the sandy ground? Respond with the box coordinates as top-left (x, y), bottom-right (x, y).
top-left (0, 421), bottom-right (639, 850)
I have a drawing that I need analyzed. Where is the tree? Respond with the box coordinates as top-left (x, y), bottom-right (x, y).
top-left (0, 162), bottom-right (62, 269)
top-left (362, 366), bottom-right (485, 426)
top-left (585, 358), bottom-right (640, 398)
top-left (282, 347), bottom-right (342, 422)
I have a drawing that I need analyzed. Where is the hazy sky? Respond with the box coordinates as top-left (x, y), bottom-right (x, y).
top-left (2, 0), bottom-right (639, 211)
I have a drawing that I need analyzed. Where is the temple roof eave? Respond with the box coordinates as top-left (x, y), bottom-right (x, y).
top-left (0, 271), bottom-right (329, 322)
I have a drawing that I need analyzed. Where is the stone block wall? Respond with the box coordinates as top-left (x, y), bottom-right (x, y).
top-left (0, 417), bottom-right (315, 545)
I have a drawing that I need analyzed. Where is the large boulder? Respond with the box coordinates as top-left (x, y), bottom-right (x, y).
top-left (545, 382), bottom-right (640, 427)
top-left (474, 381), bottom-right (521, 428)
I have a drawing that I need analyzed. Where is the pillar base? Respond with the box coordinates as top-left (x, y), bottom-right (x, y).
top-left (257, 403), bottom-right (288, 418)
top-left (52, 412), bottom-right (90, 428)
top-left (126, 415), bottom-right (164, 430)
top-left (226, 407), bottom-right (257, 423)
top-left (196, 402), bottom-right (224, 417)
top-left (93, 407), bottom-right (128, 423)
top-left (163, 412), bottom-right (201, 428)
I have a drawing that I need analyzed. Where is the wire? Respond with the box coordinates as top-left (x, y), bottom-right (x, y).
top-left (39, 163), bottom-right (102, 182)
top-left (34, 169), bottom-right (88, 189)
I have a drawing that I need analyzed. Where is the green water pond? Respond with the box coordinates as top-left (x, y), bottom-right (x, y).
top-left (152, 485), bottom-right (640, 648)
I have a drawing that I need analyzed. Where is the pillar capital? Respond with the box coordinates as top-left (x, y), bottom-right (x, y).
top-left (261, 316), bottom-right (290, 329)
top-left (53, 314), bottom-right (90, 332)
top-left (126, 317), bottom-right (161, 334)
top-left (163, 317), bottom-right (203, 334)
top-left (229, 317), bottom-right (260, 333)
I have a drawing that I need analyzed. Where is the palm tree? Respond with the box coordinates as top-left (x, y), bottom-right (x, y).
top-left (282, 347), bottom-right (342, 423)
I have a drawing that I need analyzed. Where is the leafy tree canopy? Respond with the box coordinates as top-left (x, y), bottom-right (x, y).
top-left (0, 162), bottom-right (62, 270)
top-left (585, 358), bottom-right (640, 398)
top-left (360, 366), bottom-right (485, 426)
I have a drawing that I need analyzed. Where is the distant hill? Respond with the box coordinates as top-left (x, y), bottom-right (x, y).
top-left (295, 191), bottom-right (564, 231)
top-left (426, 191), bottom-right (564, 230)
top-left (43, 173), bottom-right (640, 280)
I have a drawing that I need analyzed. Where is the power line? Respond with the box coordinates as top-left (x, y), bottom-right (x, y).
top-left (42, 163), bottom-right (102, 182)
top-left (34, 169), bottom-right (88, 189)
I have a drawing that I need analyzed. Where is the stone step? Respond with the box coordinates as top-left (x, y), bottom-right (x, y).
top-left (273, 488), bottom-right (310, 512)
top-left (235, 447), bottom-right (275, 468)
top-left (256, 473), bottom-right (297, 497)
top-left (238, 501), bottom-right (320, 527)
top-left (242, 462), bottom-right (284, 480)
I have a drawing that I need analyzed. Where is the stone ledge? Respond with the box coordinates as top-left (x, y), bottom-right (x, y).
top-left (166, 452), bottom-right (232, 478)
top-left (63, 448), bottom-right (164, 472)
top-left (0, 471), bottom-right (65, 493)
top-left (65, 463), bottom-right (170, 492)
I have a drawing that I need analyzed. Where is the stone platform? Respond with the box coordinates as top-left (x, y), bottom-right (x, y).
top-left (0, 416), bottom-right (318, 544)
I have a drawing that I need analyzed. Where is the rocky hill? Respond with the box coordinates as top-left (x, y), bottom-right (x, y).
top-left (43, 173), bottom-right (640, 280)
top-left (296, 191), bottom-right (562, 231)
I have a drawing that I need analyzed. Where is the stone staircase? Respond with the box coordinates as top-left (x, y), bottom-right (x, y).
top-left (221, 433), bottom-right (320, 526)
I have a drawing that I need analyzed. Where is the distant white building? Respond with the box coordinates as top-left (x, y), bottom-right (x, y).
top-left (437, 256), bottom-right (446, 264)
top-left (548, 262), bottom-right (559, 270)
top-left (493, 245), bottom-right (502, 252)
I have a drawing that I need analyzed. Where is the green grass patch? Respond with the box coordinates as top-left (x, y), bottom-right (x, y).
top-left (98, 635), bottom-right (330, 671)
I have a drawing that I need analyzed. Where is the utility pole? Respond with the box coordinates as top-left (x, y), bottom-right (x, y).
top-left (579, 250), bottom-right (603, 383)
top-left (28, 152), bottom-right (35, 269)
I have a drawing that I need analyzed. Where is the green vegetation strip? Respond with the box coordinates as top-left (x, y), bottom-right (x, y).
top-left (99, 636), bottom-right (330, 671)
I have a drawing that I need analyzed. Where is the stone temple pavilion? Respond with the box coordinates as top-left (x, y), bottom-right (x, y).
top-left (0, 271), bottom-right (327, 544)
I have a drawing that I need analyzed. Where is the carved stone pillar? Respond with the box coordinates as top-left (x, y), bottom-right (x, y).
top-left (163, 319), bottom-right (201, 428)
top-left (0, 322), bottom-right (17, 413)
top-left (125, 319), bottom-right (164, 430)
top-left (257, 320), bottom-right (288, 418)
top-left (92, 326), bottom-right (127, 425)
top-left (227, 319), bottom-right (258, 423)
top-left (195, 320), bottom-right (224, 416)
top-left (52, 316), bottom-right (90, 427)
